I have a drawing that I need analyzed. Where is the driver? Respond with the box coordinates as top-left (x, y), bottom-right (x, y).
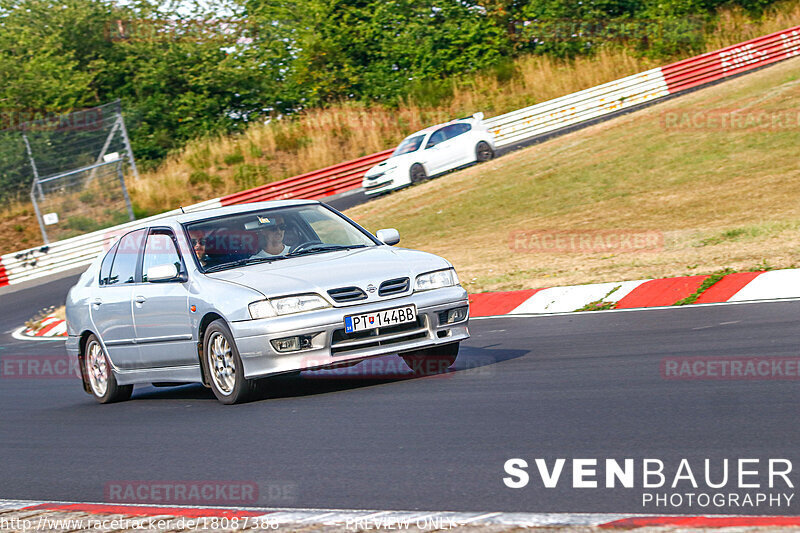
top-left (189, 231), bottom-right (210, 267)
top-left (251, 215), bottom-right (289, 258)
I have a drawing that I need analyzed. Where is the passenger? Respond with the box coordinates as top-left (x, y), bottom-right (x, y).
top-left (251, 215), bottom-right (289, 258)
top-left (190, 232), bottom-right (210, 267)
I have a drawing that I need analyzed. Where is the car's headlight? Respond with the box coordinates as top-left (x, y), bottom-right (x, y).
top-left (414, 269), bottom-right (459, 292)
top-left (249, 300), bottom-right (277, 319)
top-left (270, 294), bottom-right (330, 316)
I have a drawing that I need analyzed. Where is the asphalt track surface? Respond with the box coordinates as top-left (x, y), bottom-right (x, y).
top-left (1, 271), bottom-right (799, 515)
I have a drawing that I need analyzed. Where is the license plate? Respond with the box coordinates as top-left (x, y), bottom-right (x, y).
top-left (344, 305), bottom-right (417, 333)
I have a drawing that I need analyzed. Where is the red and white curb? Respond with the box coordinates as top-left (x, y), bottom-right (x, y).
top-left (469, 269), bottom-right (800, 318)
top-left (9, 270), bottom-right (800, 343)
top-left (2, 500), bottom-right (800, 529)
top-left (11, 315), bottom-right (67, 341)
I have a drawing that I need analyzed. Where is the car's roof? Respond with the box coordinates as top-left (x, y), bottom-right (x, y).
top-left (404, 116), bottom-right (478, 139)
top-left (167, 199), bottom-right (320, 225)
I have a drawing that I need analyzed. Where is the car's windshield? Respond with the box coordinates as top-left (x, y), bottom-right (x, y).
top-left (391, 134), bottom-right (425, 157)
top-left (184, 204), bottom-right (377, 272)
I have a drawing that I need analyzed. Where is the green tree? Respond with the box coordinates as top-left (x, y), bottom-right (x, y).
top-left (246, 0), bottom-right (510, 105)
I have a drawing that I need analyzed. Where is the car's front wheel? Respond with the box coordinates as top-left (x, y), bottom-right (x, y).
top-left (401, 342), bottom-right (459, 376)
top-left (204, 319), bottom-right (255, 404)
top-left (410, 163), bottom-right (427, 184)
top-left (476, 141), bottom-right (494, 162)
top-left (84, 335), bottom-right (132, 404)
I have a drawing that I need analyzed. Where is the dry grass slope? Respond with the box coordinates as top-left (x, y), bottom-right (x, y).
top-left (346, 56), bottom-right (800, 292)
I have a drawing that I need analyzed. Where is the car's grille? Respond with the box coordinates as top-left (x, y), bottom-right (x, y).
top-left (378, 277), bottom-right (409, 297)
top-left (365, 179), bottom-right (391, 190)
top-left (330, 316), bottom-right (428, 355)
top-left (328, 286), bottom-right (367, 303)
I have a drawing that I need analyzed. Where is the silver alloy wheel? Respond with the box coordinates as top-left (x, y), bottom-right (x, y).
top-left (86, 341), bottom-right (108, 397)
top-left (208, 332), bottom-right (235, 396)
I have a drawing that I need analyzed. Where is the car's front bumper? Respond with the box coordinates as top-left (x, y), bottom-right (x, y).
top-left (362, 173), bottom-right (400, 196)
top-left (230, 286), bottom-right (469, 379)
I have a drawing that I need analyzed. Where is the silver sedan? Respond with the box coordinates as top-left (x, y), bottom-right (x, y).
top-left (65, 200), bottom-right (469, 404)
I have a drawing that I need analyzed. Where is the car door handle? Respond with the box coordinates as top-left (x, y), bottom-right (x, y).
top-left (134, 296), bottom-right (146, 305)
top-left (92, 298), bottom-right (102, 307)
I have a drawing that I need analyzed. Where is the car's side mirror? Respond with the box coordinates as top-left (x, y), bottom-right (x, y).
top-left (376, 229), bottom-right (400, 246)
top-left (146, 263), bottom-right (180, 282)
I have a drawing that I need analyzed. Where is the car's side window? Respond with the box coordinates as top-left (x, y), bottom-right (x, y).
top-left (142, 230), bottom-right (184, 282)
top-left (98, 241), bottom-right (119, 286)
top-left (108, 229), bottom-right (146, 285)
top-left (425, 128), bottom-right (447, 149)
top-left (445, 123), bottom-right (471, 140)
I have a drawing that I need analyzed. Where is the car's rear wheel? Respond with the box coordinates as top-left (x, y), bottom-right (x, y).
top-left (476, 141), bottom-right (494, 162)
top-left (401, 342), bottom-right (459, 376)
top-left (205, 319), bottom-right (255, 404)
top-left (410, 163), bottom-right (427, 184)
top-left (85, 335), bottom-right (132, 404)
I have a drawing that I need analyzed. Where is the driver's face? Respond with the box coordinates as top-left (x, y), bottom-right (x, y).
top-left (264, 217), bottom-right (285, 244)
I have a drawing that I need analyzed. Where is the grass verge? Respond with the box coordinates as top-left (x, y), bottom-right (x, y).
top-left (345, 55), bottom-right (800, 293)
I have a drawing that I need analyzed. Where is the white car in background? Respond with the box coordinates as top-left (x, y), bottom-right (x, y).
top-left (362, 113), bottom-right (496, 196)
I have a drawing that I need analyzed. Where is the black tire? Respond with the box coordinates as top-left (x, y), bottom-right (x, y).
top-left (409, 163), bottom-right (427, 184)
top-left (476, 141), bottom-right (494, 162)
top-left (84, 334), bottom-right (133, 404)
top-left (204, 319), bottom-right (255, 404)
top-left (401, 342), bottom-right (459, 376)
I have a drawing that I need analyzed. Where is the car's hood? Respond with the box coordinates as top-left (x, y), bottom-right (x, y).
top-left (364, 154), bottom-right (414, 177)
top-left (205, 246), bottom-right (451, 302)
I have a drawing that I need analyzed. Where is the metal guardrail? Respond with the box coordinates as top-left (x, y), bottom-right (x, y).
top-left (484, 25), bottom-right (800, 148)
top-left (220, 149), bottom-right (394, 206)
top-left (484, 67), bottom-right (669, 147)
top-left (1, 26), bottom-right (799, 288)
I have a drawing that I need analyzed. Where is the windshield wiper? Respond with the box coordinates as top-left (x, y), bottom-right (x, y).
top-left (286, 244), bottom-right (367, 258)
top-left (203, 256), bottom-right (277, 273)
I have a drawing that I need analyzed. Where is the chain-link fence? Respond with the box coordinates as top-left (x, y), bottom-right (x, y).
top-left (32, 159), bottom-right (135, 242)
top-left (1, 100), bottom-right (138, 243)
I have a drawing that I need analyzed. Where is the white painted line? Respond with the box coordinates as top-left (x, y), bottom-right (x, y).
top-left (458, 511), bottom-right (501, 524)
top-left (0, 500), bottom-right (43, 511)
top-left (471, 296), bottom-right (800, 320)
top-left (295, 511), bottom-right (337, 522)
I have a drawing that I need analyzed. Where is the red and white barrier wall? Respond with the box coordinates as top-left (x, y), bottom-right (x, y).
top-left (483, 25), bottom-right (800, 146)
top-left (469, 269), bottom-right (800, 317)
top-left (1, 25), bottom-right (799, 288)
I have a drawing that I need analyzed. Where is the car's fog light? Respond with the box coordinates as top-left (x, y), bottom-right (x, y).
top-left (438, 306), bottom-right (468, 325)
top-left (271, 335), bottom-right (314, 353)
